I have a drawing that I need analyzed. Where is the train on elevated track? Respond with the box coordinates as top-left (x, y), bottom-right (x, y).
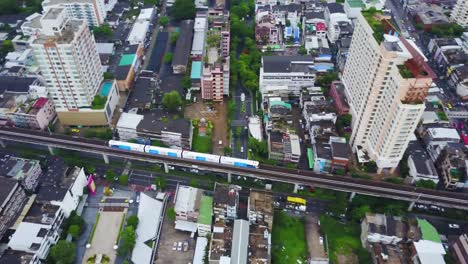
top-left (108, 140), bottom-right (260, 169)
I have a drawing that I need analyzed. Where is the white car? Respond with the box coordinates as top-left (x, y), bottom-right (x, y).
top-left (449, 224), bottom-right (460, 229)
top-left (172, 242), bottom-right (177, 251)
top-left (177, 242), bottom-right (183, 251)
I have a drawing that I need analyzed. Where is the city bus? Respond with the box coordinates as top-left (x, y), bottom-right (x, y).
top-left (287, 196), bottom-right (306, 206)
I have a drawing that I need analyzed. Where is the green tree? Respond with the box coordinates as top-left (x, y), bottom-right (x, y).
top-left (93, 23), bottom-right (113, 38)
top-left (167, 207), bottom-right (176, 221)
top-left (162, 91), bottom-right (182, 112)
top-left (189, 178), bottom-right (199, 188)
top-left (85, 166), bottom-right (96, 174)
top-left (170, 0), bottom-right (196, 20)
top-left (160, 16), bottom-right (169, 26)
top-left (68, 224), bottom-right (80, 239)
top-left (127, 215), bottom-right (139, 229)
top-left (163, 52), bottom-right (173, 63)
top-left (416, 179), bottom-right (437, 189)
top-left (351, 205), bottom-right (371, 222)
top-left (298, 45), bottom-right (307, 55)
top-left (315, 72), bottom-right (339, 88)
top-left (49, 240), bottom-right (76, 264)
top-left (119, 174), bottom-right (129, 185)
top-left (153, 177), bottom-right (168, 191)
top-left (91, 95), bottom-right (106, 109)
top-left (105, 169), bottom-right (116, 182)
top-left (1, 40), bottom-right (14, 54)
top-left (285, 19), bottom-right (291, 27)
top-left (118, 226), bottom-right (136, 256)
top-left (223, 147), bottom-right (232, 156)
top-left (103, 72), bottom-right (114, 79)
top-left (0, 0), bottom-right (20, 15)
top-left (182, 76), bottom-right (192, 89)
top-left (249, 138), bottom-right (268, 158)
top-left (170, 32), bottom-right (179, 45)
top-left (363, 161), bottom-right (377, 173)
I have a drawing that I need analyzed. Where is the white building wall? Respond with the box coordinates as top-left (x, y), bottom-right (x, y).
top-left (42, 0), bottom-right (106, 26)
top-left (31, 10), bottom-right (103, 112)
top-left (451, 0), bottom-right (468, 28)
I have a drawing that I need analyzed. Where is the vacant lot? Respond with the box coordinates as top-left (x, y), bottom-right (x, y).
top-left (272, 211), bottom-right (308, 264)
top-left (319, 215), bottom-right (370, 264)
top-left (184, 99), bottom-right (228, 155)
top-left (155, 203), bottom-right (195, 264)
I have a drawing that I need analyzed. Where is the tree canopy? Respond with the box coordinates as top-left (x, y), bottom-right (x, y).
top-left (160, 16), bottom-right (169, 26)
top-left (49, 240), bottom-right (76, 264)
top-left (105, 169), bottom-right (116, 182)
top-left (118, 226), bottom-right (136, 256)
top-left (153, 177), bottom-right (168, 191)
top-left (162, 91), bottom-right (182, 112)
top-left (93, 24), bottom-right (113, 38)
top-left (416, 179), bottom-right (437, 189)
top-left (127, 215), bottom-right (139, 229)
top-left (170, 0), bottom-right (195, 21)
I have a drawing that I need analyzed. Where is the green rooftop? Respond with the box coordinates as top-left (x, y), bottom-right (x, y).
top-left (198, 196), bottom-right (213, 226)
top-left (119, 54), bottom-right (136, 66)
top-left (417, 219), bottom-right (441, 243)
top-left (347, 0), bottom-right (365, 8)
top-left (362, 8), bottom-right (385, 44)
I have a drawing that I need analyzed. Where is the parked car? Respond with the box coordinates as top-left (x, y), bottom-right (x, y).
top-left (449, 224), bottom-right (460, 229)
top-left (172, 242), bottom-right (177, 251)
top-left (177, 242), bottom-right (182, 251)
top-left (183, 241), bottom-right (189, 251)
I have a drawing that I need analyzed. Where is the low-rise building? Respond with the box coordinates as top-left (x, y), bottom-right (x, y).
top-left (259, 56), bottom-right (316, 101)
top-left (247, 190), bottom-right (273, 230)
top-left (248, 190), bottom-right (273, 264)
top-left (231, 219), bottom-right (249, 264)
top-left (324, 3), bottom-right (352, 43)
top-left (0, 249), bottom-right (40, 264)
top-left (410, 219), bottom-right (446, 264)
top-left (8, 203), bottom-right (64, 260)
top-left (0, 177), bottom-right (28, 240)
top-left (0, 156), bottom-right (42, 192)
top-left (407, 143), bottom-right (439, 184)
top-left (172, 20), bottom-right (194, 74)
top-left (329, 81), bottom-right (349, 115)
top-left (213, 183), bottom-right (240, 221)
top-left (8, 98), bottom-right (56, 130)
top-left (360, 213), bottom-right (406, 248)
top-left (450, 234), bottom-right (468, 264)
top-left (174, 185), bottom-right (212, 236)
top-left (137, 112), bottom-right (193, 149)
top-left (435, 144), bottom-right (466, 189)
top-left (116, 112), bottom-right (144, 141)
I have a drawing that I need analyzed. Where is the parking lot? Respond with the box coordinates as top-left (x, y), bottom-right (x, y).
top-left (155, 202), bottom-right (196, 264)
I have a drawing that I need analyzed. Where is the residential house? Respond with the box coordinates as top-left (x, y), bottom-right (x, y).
top-left (247, 190), bottom-right (273, 264)
top-left (450, 234), bottom-right (468, 264)
top-left (8, 98), bottom-right (56, 130)
top-left (213, 183), bottom-right (240, 221)
top-left (0, 177), bottom-right (28, 240)
top-left (329, 81), bottom-right (350, 115)
top-left (435, 144), bottom-right (466, 189)
top-left (407, 142), bottom-right (439, 184)
top-left (174, 185), bottom-right (212, 236)
top-left (0, 156), bottom-right (42, 192)
top-left (324, 3), bottom-right (352, 43)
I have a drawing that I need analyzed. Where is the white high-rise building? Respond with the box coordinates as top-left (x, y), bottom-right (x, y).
top-left (451, 0), bottom-right (468, 28)
top-left (42, 0), bottom-right (107, 27)
top-left (31, 8), bottom-right (103, 112)
top-left (342, 10), bottom-right (434, 173)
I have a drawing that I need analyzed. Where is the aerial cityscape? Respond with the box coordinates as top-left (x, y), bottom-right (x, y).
top-left (0, 0), bottom-right (466, 263)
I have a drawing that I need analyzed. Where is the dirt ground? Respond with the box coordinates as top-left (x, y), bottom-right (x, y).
top-left (337, 254), bottom-right (359, 264)
top-left (154, 202), bottom-right (196, 264)
top-left (184, 98), bottom-right (229, 155)
top-left (304, 216), bottom-right (327, 261)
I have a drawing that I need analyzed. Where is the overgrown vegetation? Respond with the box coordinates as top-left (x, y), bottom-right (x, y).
top-left (162, 91), bottom-right (182, 112)
top-left (93, 23), bottom-right (113, 39)
top-left (91, 95), bottom-right (107, 109)
top-left (430, 23), bottom-right (464, 38)
top-left (272, 211), bottom-right (308, 263)
top-left (163, 53), bottom-right (173, 64)
top-left (398, 64), bottom-right (414, 78)
top-left (170, 0), bottom-right (196, 20)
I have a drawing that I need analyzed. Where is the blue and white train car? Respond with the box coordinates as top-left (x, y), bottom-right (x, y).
top-left (109, 140), bottom-right (146, 152)
top-left (182, 151), bottom-right (221, 163)
top-left (145, 146), bottom-right (182, 158)
top-left (220, 156), bottom-right (259, 168)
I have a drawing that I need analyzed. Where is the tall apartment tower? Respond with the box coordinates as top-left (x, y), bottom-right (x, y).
top-left (451, 0), bottom-right (468, 28)
top-left (31, 8), bottom-right (103, 113)
top-left (342, 10), bottom-right (434, 173)
top-left (42, 0), bottom-right (107, 27)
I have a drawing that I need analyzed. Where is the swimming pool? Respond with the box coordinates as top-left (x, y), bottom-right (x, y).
top-left (101, 82), bottom-right (112, 97)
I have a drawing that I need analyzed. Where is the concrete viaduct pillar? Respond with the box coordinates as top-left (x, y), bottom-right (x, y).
top-left (349, 192), bottom-right (356, 202)
top-left (408, 201), bottom-right (415, 212)
top-left (293, 183), bottom-right (299, 193)
top-left (163, 163), bottom-right (169, 173)
top-left (227, 172), bottom-right (232, 183)
top-left (102, 153), bottom-right (109, 164)
top-left (0, 140), bottom-right (6, 148)
top-left (48, 146), bottom-right (55, 155)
